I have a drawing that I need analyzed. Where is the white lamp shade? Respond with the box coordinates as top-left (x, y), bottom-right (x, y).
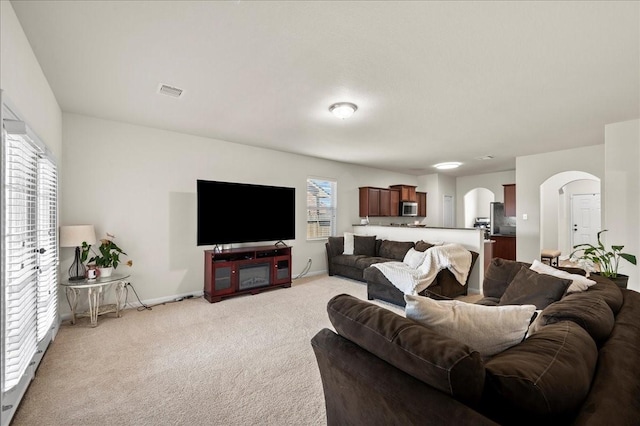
top-left (60, 225), bottom-right (97, 247)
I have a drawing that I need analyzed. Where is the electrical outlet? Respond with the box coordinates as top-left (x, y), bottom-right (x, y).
top-left (523, 213), bottom-right (528, 220)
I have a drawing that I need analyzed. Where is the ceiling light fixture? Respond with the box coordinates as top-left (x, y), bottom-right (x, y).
top-left (329, 102), bottom-right (358, 119)
top-left (434, 162), bottom-right (462, 170)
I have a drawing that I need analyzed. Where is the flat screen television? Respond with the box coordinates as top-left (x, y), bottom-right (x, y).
top-left (197, 180), bottom-right (295, 246)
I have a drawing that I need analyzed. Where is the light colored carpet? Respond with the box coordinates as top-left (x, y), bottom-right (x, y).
top-left (12, 274), bottom-right (407, 426)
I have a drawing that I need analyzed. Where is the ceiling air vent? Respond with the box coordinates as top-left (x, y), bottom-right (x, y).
top-left (158, 84), bottom-right (183, 98)
top-left (476, 155), bottom-right (495, 161)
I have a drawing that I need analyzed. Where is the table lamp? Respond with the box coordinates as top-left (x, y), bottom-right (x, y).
top-left (60, 225), bottom-right (97, 281)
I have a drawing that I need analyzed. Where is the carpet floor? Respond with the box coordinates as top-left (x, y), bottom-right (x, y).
top-left (12, 274), bottom-right (407, 426)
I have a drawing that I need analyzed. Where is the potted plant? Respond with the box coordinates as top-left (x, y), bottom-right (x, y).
top-left (570, 229), bottom-right (636, 288)
top-left (81, 233), bottom-right (132, 278)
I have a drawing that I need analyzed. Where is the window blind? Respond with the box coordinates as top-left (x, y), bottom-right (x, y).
top-left (36, 156), bottom-right (58, 341)
top-left (2, 132), bottom-right (39, 391)
top-left (306, 178), bottom-right (337, 239)
top-left (1, 100), bottom-right (59, 426)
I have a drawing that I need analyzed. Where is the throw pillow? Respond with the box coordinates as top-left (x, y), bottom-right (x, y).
top-left (499, 266), bottom-right (571, 310)
top-left (529, 259), bottom-right (596, 293)
top-left (343, 232), bottom-right (355, 255)
top-left (353, 235), bottom-right (376, 257)
top-left (405, 294), bottom-right (537, 358)
top-left (483, 258), bottom-right (529, 299)
top-left (414, 240), bottom-right (435, 252)
top-left (403, 248), bottom-right (428, 269)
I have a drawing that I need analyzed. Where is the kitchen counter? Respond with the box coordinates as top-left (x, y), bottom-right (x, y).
top-left (490, 234), bottom-right (516, 238)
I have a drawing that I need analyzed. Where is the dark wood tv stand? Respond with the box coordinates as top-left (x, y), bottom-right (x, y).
top-left (204, 245), bottom-right (292, 303)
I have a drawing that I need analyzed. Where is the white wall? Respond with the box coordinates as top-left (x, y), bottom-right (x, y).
top-left (416, 174), bottom-right (440, 226)
top-left (604, 119), bottom-right (639, 291)
top-left (516, 145), bottom-right (604, 264)
top-left (456, 170), bottom-right (516, 227)
top-left (60, 113), bottom-right (419, 307)
top-left (0, 1), bottom-right (62, 159)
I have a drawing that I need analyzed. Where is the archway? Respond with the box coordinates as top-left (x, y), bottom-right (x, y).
top-left (540, 171), bottom-right (600, 260)
top-left (463, 188), bottom-right (495, 228)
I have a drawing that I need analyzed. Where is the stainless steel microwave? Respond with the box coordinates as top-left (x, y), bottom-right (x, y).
top-left (401, 201), bottom-right (418, 216)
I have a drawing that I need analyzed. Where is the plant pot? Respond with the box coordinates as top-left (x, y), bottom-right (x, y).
top-left (98, 266), bottom-right (114, 278)
top-left (593, 272), bottom-right (628, 289)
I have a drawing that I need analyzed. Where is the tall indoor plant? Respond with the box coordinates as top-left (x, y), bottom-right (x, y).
top-left (570, 229), bottom-right (636, 288)
top-left (81, 233), bottom-right (132, 277)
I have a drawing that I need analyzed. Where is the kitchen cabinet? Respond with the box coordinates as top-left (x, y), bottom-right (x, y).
top-left (503, 184), bottom-right (516, 217)
top-left (417, 191), bottom-right (427, 217)
top-left (390, 190), bottom-right (400, 217)
top-left (390, 185), bottom-right (417, 201)
top-left (491, 235), bottom-right (516, 261)
top-left (359, 187), bottom-right (400, 217)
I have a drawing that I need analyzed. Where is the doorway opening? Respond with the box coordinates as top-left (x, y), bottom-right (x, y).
top-left (540, 172), bottom-right (600, 261)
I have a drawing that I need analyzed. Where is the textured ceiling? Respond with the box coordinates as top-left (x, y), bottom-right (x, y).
top-left (10, 1), bottom-right (640, 176)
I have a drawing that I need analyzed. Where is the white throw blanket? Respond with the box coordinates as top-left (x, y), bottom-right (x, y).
top-left (372, 244), bottom-right (472, 295)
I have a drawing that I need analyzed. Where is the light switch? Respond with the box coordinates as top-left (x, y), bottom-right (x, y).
top-left (522, 214), bottom-right (528, 220)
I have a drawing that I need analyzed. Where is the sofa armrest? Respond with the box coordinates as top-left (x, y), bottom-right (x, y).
top-left (311, 329), bottom-right (499, 426)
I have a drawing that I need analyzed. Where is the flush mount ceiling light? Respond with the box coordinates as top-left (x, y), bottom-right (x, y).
top-left (329, 102), bottom-right (358, 119)
top-left (434, 162), bottom-right (462, 170)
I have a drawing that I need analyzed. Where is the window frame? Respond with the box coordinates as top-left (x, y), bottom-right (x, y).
top-left (306, 177), bottom-right (337, 241)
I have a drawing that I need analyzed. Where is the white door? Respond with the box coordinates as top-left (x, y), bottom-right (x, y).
top-left (571, 193), bottom-right (601, 248)
top-left (443, 195), bottom-right (454, 227)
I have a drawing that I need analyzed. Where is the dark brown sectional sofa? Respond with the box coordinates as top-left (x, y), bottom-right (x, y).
top-left (325, 236), bottom-right (478, 303)
top-left (311, 258), bottom-right (640, 425)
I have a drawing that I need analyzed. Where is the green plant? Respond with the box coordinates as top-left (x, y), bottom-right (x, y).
top-left (81, 234), bottom-right (132, 269)
top-left (570, 229), bottom-right (636, 278)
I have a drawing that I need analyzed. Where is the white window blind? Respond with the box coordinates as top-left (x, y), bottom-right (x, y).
top-left (2, 131), bottom-right (39, 391)
top-left (36, 157), bottom-right (58, 341)
top-left (306, 178), bottom-right (337, 239)
top-left (2, 102), bottom-right (59, 426)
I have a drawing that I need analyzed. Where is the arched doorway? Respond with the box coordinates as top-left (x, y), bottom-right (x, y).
top-left (463, 188), bottom-right (495, 228)
top-left (540, 171), bottom-right (600, 260)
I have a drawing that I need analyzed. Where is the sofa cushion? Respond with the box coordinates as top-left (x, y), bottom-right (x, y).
top-left (332, 254), bottom-right (366, 268)
top-left (534, 292), bottom-right (614, 344)
top-left (405, 295), bottom-right (536, 358)
top-left (572, 290), bottom-right (640, 425)
top-left (499, 266), bottom-right (571, 310)
top-left (378, 240), bottom-right (414, 261)
top-left (327, 294), bottom-right (486, 404)
top-left (355, 256), bottom-right (389, 270)
top-left (483, 322), bottom-right (597, 423)
top-left (327, 236), bottom-right (344, 257)
top-left (529, 259), bottom-right (596, 293)
top-left (354, 235), bottom-right (377, 257)
top-left (583, 274), bottom-right (624, 314)
top-left (483, 258), bottom-right (530, 298)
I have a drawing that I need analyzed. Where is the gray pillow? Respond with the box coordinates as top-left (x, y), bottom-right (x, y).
top-left (353, 235), bottom-right (376, 257)
top-left (499, 266), bottom-right (571, 310)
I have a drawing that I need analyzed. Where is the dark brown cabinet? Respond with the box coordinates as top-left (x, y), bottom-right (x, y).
top-left (503, 184), bottom-right (516, 217)
top-left (417, 191), bottom-right (427, 217)
top-left (390, 190), bottom-right (400, 216)
top-left (204, 246), bottom-right (291, 303)
top-left (491, 236), bottom-right (516, 261)
top-left (359, 187), bottom-right (380, 217)
top-left (360, 187), bottom-right (401, 217)
top-left (390, 185), bottom-right (417, 201)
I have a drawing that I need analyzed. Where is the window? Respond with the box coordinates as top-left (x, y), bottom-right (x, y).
top-left (306, 178), bottom-right (337, 239)
top-left (2, 99), bottom-right (58, 426)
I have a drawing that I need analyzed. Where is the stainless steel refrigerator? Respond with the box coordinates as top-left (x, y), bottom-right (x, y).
top-left (490, 202), bottom-right (516, 236)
